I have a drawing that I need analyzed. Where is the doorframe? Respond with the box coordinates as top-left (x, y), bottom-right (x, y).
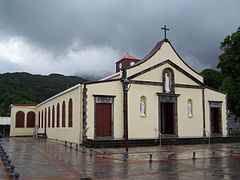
top-left (157, 93), bottom-right (180, 137)
top-left (209, 101), bottom-right (222, 136)
top-left (93, 95), bottom-right (115, 139)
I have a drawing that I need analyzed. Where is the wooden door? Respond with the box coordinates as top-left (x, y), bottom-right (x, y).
top-left (166, 103), bottom-right (174, 134)
top-left (211, 107), bottom-right (221, 133)
top-left (161, 102), bottom-right (174, 134)
top-left (96, 103), bottom-right (112, 137)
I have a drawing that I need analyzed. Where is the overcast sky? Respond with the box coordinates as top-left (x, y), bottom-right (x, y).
top-left (0, 0), bottom-right (239, 79)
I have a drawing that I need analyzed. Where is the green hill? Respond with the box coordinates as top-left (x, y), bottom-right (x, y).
top-left (0, 72), bottom-right (86, 116)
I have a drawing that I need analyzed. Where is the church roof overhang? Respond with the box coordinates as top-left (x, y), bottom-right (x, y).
top-left (128, 59), bottom-right (205, 86)
top-left (124, 39), bottom-right (204, 80)
top-left (10, 104), bottom-right (37, 107)
top-left (99, 72), bottom-right (121, 81)
top-left (205, 86), bottom-right (227, 95)
top-left (84, 78), bottom-right (121, 85)
top-left (124, 40), bottom-right (165, 70)
top-left (37, 83), bottom-right (82, 107)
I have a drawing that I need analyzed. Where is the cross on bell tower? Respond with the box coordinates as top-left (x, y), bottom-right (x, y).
top-left (161, 25), bottom-right (170, 41)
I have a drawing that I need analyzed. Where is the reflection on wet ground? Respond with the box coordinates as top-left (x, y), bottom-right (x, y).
top-left (0, 137), bottom-right (240, 179)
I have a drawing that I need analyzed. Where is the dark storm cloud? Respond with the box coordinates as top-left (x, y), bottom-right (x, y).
top-left (0, 0), bottom-right (239, 76)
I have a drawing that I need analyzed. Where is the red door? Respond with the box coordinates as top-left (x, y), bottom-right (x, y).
top-left (96, 103), bottom-right (112, 137)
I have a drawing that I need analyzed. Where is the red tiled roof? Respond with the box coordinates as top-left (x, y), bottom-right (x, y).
top-left (11, 104), bottom-right (37, 107)
top-left (116, 53), bottom-right (140, 63)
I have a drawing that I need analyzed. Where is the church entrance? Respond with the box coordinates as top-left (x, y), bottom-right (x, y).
top-left (210, 106), bottom-right (222, 134)
top-left (96, 103), bottom-right (112, 137)
top-left (209, 102), bottom-right (222, 135)
top-left (94, 96), bottom-right (115, 139)
top-left (157, 93), bottom-right (179, 137)
top-left (161, 102), bottom-right (174, 134)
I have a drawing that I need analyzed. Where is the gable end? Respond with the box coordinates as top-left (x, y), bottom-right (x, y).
top-left (128, 59), bottom-right (204, 86)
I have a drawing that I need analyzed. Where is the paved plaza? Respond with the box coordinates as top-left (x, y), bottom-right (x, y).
top-left (0, 138), bottom-right (240, 179)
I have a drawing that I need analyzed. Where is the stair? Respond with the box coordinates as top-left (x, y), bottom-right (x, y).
top-left (82, 136), bottom-right (240, 148)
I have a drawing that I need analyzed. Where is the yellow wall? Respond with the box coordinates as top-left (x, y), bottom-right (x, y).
top-left (37, 85), bottom-right (82, 144)
top-left (176, 88), bottom-right (203, 137)
top-left (204, 88), bottom-right (227, 136)
top-left (10, 105), bottom-right (37, 136)
top-left (128, 84), bottom-right (161, 139)
top-left (86, 81), bottom-right (123, 139)
top-left (133, 63), bottom-right (199, 86)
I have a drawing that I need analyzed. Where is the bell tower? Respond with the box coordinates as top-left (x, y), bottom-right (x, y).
top-left (116, 53), bottom-right (140, 73)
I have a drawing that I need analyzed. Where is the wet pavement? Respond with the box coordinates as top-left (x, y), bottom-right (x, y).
top-left (0, 137), bottom-right (240, 180)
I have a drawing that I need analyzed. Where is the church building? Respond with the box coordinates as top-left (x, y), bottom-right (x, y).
top-left (9, 34), bottom-right (227, 146)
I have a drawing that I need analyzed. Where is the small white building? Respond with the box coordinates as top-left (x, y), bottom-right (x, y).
top-left (10, 38), bottom-right (227, 145)
top-left (0, 116), bottom-right (11, 137)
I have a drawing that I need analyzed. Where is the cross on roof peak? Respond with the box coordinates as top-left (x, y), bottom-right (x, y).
top-left (161, 25), bottom-right (170, 41)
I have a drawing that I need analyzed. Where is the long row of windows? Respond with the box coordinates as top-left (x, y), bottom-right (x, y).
top-left (15, 111), bottom-right (35, 128)
top-left (38, 98), bottom-right (73, 128)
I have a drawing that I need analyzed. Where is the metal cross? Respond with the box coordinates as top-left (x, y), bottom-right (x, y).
top-left (161, 25), bottom-right (170, 40)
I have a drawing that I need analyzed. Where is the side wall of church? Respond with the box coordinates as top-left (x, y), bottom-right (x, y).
top-left (86, 81), bottom-right (123, 139)
top-left (37, 86), bottom-right (82, 144)
top-left (10, 106), bottom-right (38, 136)
top-left (204, 88), bottom-right (227, 136)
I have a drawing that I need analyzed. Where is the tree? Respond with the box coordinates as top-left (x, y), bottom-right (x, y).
top-left (218, 27), bottom-right (240, 116)
top-left (200, 69), bottom-right (223, 90)
top-left (0, 72), bottom-right (86, 116)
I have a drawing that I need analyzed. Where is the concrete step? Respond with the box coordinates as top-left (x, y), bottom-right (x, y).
top-left (82, 136), bottom-right (240, 148)
top-left (37, 133), bottom-right (47, 138)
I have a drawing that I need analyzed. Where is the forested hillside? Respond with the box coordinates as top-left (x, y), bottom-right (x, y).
top-left (0, 72), bottom-right (86, 116)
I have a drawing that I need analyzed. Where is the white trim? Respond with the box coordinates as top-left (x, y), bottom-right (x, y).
top-left (37, 83), bottom-right (81, 107)
top-left (100, 72), bottom-right (120, 81)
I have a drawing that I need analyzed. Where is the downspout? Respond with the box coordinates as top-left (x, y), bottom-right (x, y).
top-left (82, 83), bottom-right (88, 142)
top-left (121, 69), bottom-right (129, 154)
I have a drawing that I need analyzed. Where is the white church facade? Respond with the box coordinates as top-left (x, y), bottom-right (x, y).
top-left (10, 38), bottom-right (227, 145)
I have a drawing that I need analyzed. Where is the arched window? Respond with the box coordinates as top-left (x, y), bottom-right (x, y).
top-left (48, 107), bottom-right (51, 127)
top-left (140, 96), bottom-right (146, 117)
top-left (187, 99), bottom-right (193, 117)
top-left (16, 111), bottom-right (25, 128)
top-left (38, 111), bottom-right (40, 128)
top-left (162, 68), bottom-right (174, 93)
top-left (68, 98), bottom-right (73, 127)
top-left (62, 101), bottom-right (66, 127)
top-left (27, 111), bottom-right (35, 128)
top-left (52, 105), bottom-right (55, 128)
top-left (41, 110), bottom-right (43, 128)
top-left (57, 103), bottom-right (60, 127)
top-left (44, 108), bottom-right (47, 129)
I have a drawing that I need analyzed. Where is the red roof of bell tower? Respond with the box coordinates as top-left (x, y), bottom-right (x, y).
top-left (116, 53), bottom-right (139, 63)
top-left (115, 53), bottom-right (140, 73)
